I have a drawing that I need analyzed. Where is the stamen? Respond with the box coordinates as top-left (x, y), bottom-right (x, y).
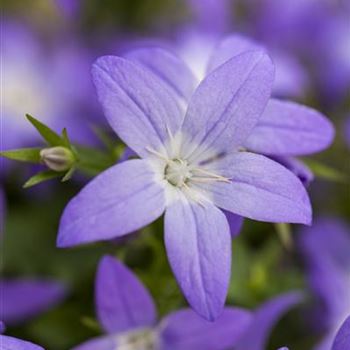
top-left (146, 147), bottom-right (168, 161)
top-left (192, 167), bottom-right (231, 183)
top-left (191, 177), bottom-right (231, 184)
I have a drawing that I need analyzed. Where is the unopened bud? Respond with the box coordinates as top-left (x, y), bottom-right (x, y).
top-left (40, 146), bottom-right (75, 172)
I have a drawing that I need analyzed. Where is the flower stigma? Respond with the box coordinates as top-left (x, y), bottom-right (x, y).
top-left (146, 132), bottom-right (231, 204)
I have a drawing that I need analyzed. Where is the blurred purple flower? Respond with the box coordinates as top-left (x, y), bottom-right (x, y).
top-left (186, 0), bottom-right (232, 35)
top-left (332, 316), bottom-right (350, 350)
top-left (55, 0), bottom-right (82, 18)
top-left (299, 218), bottom-right (350, 350)
top-left (0, 322), bottom-right (44, 349)
top-left (0, 278), bottom-right (66, 326)
top-left (252, 0), bottom-right (350, 104)
top-left (58, 49), bottom-right (312, 319)
top-left (73, 256), bottom-right (252, 350)
top-left (181, 0), bottom-right (310, 99)
top-left (235, 292), bottom-right (303, 350)
top-left (125, 41), bottom-right (333, 185)
top-left (2, 21), bottom-right (97, 153)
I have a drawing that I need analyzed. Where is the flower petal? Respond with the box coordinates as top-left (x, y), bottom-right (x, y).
top-left (222, 210), bottom-right (244, 237)
top-left (299, 218), bottom-right (350, 328)
top-left (124, 47), bottom-right (197, 102)
top-left (235, 292), bottom-right (303, 350)
top-left (332, 316), bottom-right (350, 350)
top-left (96, 256), bottom-right (157, 334)
top-left (269, 156), bottom-right (314, 187)
top-left (0, 279), bottom-right (66, 325)
top-left (92, 56), bottom-right (183, 157)
top-left (203, 152), bottom-right (312, 224)
top-left (57, 159), bottom-right (165, 247)
top-left (206, 34), bottom-right (263, 74)
top-left (72, 335), bottom-right (117, 350)
top-left (164, 197), bottom-right (231, 321)
top-left (159, 307), bottom-right (252, 350)
top-left (244, 99), bottom-right (335, 156)
top-left (0, 335), bottom-right (44, 350)
top-left (181, 51), bottom-right (274, 161)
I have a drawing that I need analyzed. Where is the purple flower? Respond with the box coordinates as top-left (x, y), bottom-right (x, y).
top-left (186, 0), bottom-right (232, 35)
top-left (252, 0), bottom-right (350, 104)
top-left (58, 48), bottom-right (311, 318)
top-left (73, 256), bottom-right (252, 349)
top-left (125, 41), bottom-right (333, 185)
top-left (234, 292), bottom-right (303, 350)
top-left (58, 48), bottom-right (313, 320)
top-left (0, 278), bottom-right (66, 325)
top-left (181, 0), bottom-right (310, 99)
top-left (55, 0), bottom-right (82, 18)
top-left (2, 20), bottom-right (97, 153)
top-left (0, 323), bottom-right (44, 350)
top-left (332, 316), bottom-right (350, 350)
top-left (299, 218), bottom-right (350, 350)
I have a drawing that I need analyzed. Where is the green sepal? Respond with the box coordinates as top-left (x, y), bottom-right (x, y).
top-left (26, 114), bottom-right (63, 146)
top-left (275, 223), bottom-right (293, 250)
top-left (23, 170), bottom-right (62, 188)
top-left (80, 317), bottom-right (102, 332)
top-left (0, 148), bottom-right (42, 163)
top-left (61, 167), bottom-right (75, 182)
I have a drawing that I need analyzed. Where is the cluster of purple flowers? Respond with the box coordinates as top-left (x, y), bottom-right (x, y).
top-left (1, 0), bottom-right (349, 349)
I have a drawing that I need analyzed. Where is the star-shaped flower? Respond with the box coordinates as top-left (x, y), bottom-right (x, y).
top-left (72, 256), bottom-right (252, 350)
top-left (58, 49), bottom-right (311, 320)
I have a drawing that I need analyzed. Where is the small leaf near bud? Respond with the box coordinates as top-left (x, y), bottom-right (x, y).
top-left (40, 146), bottom-right (75, 172)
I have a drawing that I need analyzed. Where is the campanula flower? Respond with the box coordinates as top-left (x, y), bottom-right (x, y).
top-left (0, 279), bottom-right (66, 325)
top-left (125, 40), bottom-right (333, 186)
top-left (234, 292), bottom-right (303, 350)
top-left (2, 20), bottom-right (96, 153)
top-left (181, 0), bottom-right (310, 99)
top-left (58, 48), bottom-right (312, 320)
top-left (72, 256), bottom-right (252, 349)
top-left (0, 322), bottom-right (44, 350)
top-left (299, 218), bottom-right (350, 350)
top-left (252, 0), bottom-right (350, 105)
top-left (55, 0), bottom-right (82, 18)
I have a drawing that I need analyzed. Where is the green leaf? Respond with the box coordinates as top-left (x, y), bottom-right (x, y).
top-left (0, 148), bottom-right (41, 163)
top-left (23, 170), bottom-right (61, 188)
top-left (26, 114), bottom-right (63, 146)
top-left (61, 128), bottom-right (72, 149)
top-left (61, 167), bottom-right (75, 182)
top-left (305, 159), bottom-right (348, 183)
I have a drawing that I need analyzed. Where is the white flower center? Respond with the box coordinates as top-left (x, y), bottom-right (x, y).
top-left (115, 328), bottom-right (158, 350)
top-left (147, 132), bottom-right (231, 204)
top-left (164, 159), bottom-right (192, 187)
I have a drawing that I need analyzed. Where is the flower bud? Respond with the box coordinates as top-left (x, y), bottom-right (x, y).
top-left (40, 146), bottom-right (75, 172)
